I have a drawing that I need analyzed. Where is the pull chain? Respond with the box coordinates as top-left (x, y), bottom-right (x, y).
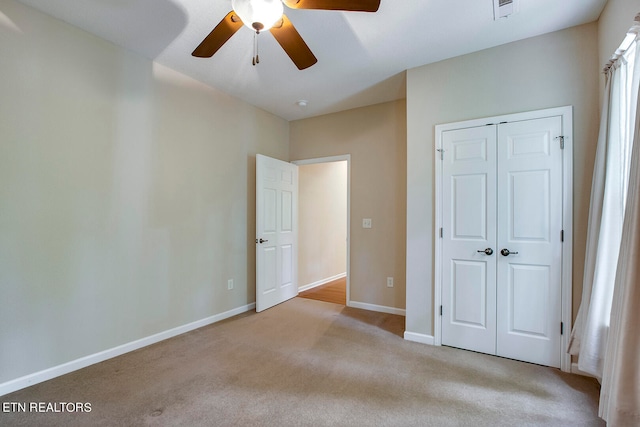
top-left (252, 31), bottom-right (260, 66)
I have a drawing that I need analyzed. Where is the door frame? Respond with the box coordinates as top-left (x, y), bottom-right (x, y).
top-left (292, 155), bottom-right (351, 305)
top-left (434, 106), bottom-right (573, 372)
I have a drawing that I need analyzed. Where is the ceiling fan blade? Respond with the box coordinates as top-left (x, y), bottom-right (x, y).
top-left (282, 0), bottom-right (380, 12)
top-left (270, 15), bottom-right (317, 70)
top-left (192, 11), bottom-right (243, 58)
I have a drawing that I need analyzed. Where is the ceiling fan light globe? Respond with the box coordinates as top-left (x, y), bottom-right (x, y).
top-left (232, 0), bottom-right (284, 32)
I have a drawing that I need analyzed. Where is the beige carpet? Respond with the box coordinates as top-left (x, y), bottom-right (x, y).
top-left (1, 298), bottom-right (603, 426)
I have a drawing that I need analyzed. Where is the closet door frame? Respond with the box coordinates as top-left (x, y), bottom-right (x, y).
top-left (434, 106), bottom-right (573, 372)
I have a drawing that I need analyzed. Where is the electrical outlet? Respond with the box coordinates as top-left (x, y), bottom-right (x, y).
top-left (362, 218), bottom-right (372, 229)
top-left (227, 279), bottom-right (234, 290)
top-left (387, 277), bottom-right (394, 288)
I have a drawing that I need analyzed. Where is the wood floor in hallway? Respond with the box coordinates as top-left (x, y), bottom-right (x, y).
top-left (298, 277), bottom-right (346, 305)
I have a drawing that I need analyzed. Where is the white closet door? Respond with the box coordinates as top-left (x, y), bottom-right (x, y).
top-left (440, 116), bottom-right (564, 368)
top-left (441, 126), bottom-right (497, 355)
top-left (496, 117), bottom-right (563, 368)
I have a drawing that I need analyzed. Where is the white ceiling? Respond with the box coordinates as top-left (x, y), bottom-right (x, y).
top-left (16, 0), bottom-right (607, 121)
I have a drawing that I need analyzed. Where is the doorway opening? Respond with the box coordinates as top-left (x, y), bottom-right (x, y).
top-left (294, 155), bottom-right (350, 306)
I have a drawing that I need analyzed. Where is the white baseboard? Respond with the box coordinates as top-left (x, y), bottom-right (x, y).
top-left (404, 331), bottom-right (435, 345)
top-left (298, 272), bottom-right (346, 292)
top-left (0, 303), bottom-right (256, 397)
top-left (348, 301), bottom-right (406, 316)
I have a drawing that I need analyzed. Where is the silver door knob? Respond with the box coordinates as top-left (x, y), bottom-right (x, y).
top-left (477, 248), bottom-right (494, 255)
top-left (256, 238), bottom-right (269, 244)
top-left (500, 248), bottom-right (518, 256)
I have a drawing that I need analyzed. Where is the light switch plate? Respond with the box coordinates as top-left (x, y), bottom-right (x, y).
top-left (362, 218), bottom-right (372, 229)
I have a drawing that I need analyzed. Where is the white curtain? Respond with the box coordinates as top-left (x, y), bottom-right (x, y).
top-left (568, 14), bottom-right (640, 425)
top-left (599, 26), bottom-right (640, 426)
top-left (568, 35), bottom-right (636, 379)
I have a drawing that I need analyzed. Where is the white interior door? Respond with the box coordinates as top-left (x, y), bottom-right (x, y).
top-left (256, 154), bottom-right (298, 312)
top-left (441, 125), bottom-right (497, 354)
top-left (496, 117), bottom-right (563, 368)
top-left (441, 116), bottom-right (564, 368)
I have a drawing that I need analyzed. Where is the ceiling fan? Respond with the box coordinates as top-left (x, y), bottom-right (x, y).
top-left (192, 0), bottom-right (381, 70)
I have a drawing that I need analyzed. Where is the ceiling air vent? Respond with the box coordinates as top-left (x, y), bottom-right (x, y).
top-left (493, 0), bottom-right (517, 20)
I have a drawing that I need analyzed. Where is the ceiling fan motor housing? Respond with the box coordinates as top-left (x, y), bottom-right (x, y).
top-left (232, 0), bottom-right (284, 32)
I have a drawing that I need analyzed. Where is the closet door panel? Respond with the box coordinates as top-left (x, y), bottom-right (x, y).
top-left (496, 117), bottom-right (563, 368)
top-left (441, 126), bottom-right (497, 355)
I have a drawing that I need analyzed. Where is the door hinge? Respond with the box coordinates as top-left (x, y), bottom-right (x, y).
top-left (561, 230), bottom-right (564, 242)
top-left (437, 148), bottom-right (444, 160)
top-left (440, 305), bottom-right (443, 316)
top-left (440, 227), bottom-right (443, 238)
top-left (555, 136), bottom-right (565, 149)
top-left (560, 322), bottom-right (564, 335)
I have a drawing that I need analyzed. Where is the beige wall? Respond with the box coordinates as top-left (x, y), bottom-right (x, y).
top-left (0, 0), bottom-right (288, 384)
top-left (290, 101), bottom-right (407, 310)
top-left (298, 162), bottom-right (347, 288)
top-left (405, 23), bottom-right (601, 338)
